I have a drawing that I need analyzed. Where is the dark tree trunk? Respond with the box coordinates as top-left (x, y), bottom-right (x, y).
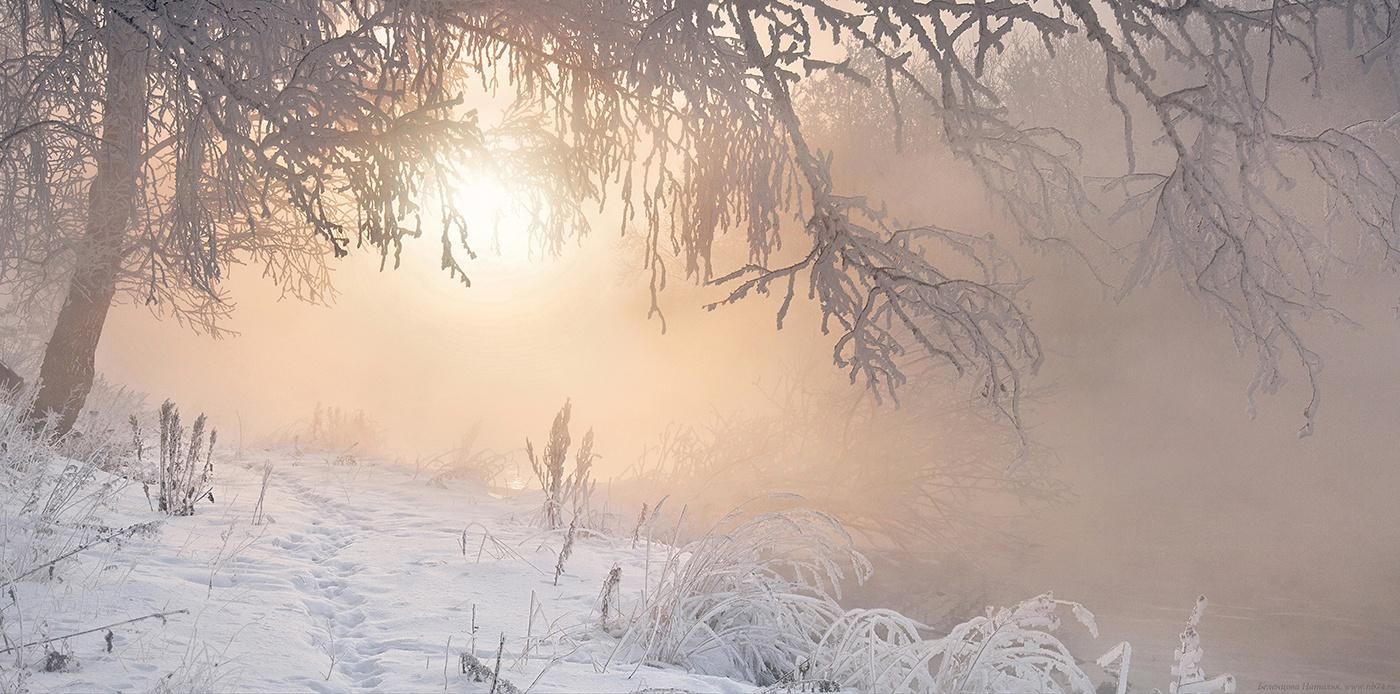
top-left (28, 13), bottom-right (147, 435)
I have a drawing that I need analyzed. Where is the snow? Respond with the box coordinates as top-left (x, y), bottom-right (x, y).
top-left (5, 451), bottom-right (755, 693)
top-left (8, 443), bottom-right (1390, 692)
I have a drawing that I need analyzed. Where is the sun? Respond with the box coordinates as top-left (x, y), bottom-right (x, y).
top-left (389, 166), bottom-right (544, 290)
top-left (447, 172), bottom-right (536, 262)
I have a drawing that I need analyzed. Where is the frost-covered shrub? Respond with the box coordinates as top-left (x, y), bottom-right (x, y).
top-left (1168, 596), bottom-right (1236, 694)
top-left (291, 403), bottom-right (382, 455)
top-left (0, 387), bottom-right (59, 475)
top-left (808, 593), bottom-right (1234, 694)
top-left (615, 506), bottom-right (871, 685)
top-left (553, 515), bottom-right (577, 585)
top-left (131, 400), bottom-right (216, 516)
top-left (58, 378), bottom-right (147, 472)
top-left (526, 400), bottom-right (597, 529)
top-left (598, 564), bottom-right (623, 635)
top-left (419, 421), bottom-right (516, 489)
top-left (608, 503), bottom-right (1233, 694)
top-left (812, 593), bottom-right (1099, 693)
top-left (0, 387), bottom-right (124, 568)
top-left (0, 344), bottom-right (144, 476)
top-left (0, 388), bottom-right (144, 681)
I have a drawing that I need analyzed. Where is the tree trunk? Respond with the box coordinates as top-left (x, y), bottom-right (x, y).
top-left (28, 13), bottom-right (147, 436)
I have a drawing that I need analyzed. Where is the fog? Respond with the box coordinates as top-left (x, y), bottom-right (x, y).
top-left (95, 227), bottom-right (828, 457)
top-left (86, 151), bottom-right (1400, 683)
top-left (6, 7), bottom-right (1399, 687)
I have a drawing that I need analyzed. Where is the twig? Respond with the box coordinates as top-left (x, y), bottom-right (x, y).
top-left (0, 522), bottom-right (156, 593)
top-left (490, 633), bottom-right (505, 694)
top-left (523, 591), bottom-right (536, 663)
top-left (0, 609), bottom-right (188, 654)
top-left (443, 635), bottom-right (452, 691)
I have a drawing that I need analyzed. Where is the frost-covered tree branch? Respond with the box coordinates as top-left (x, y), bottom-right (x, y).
top-left (709, 0), bottom-right (1399, 432)
top-left (707, 4), bottom-right (1045, 426)
top-left (1065, 0), bottom-right (1400, 435)
top-left (1, 0), bottom-right (1395, 433)
top-left (0, 0), bottom-right (792, 431)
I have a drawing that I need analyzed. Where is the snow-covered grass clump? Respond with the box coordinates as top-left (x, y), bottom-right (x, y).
top-left (614, 506), bottom-right (868, 684)
top-left (527, 399), bottom-right (600, 531)
top-left (608, 499), bottom-right (1235, 694)
top-left (0, 390), bottom-right (144, 691)
top-left (0, 387), bottom-right (134, 586)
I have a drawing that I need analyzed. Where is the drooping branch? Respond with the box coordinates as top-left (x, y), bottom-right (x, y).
top-left (715, 0), bottom-right (1399, 432)
top-left (716, 5), bottom-right (1043, 428)
top-left (1062, 0), bottom-right (1400, 434)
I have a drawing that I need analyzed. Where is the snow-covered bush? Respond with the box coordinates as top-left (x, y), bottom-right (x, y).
top-left (1168, 596), bottom-right (1236, 694)
top-left (597, 565), bottom-right (623, 635)
top-left (604, 501), bottom-right (1232, 694)
top-left (0, 387), bottom-right (126, 560)
top-left (0, 387), bottom-right (60, 475)
top-left (526, 400), bottom-right (597, 529)
top-left (422, 422), bottom-right (516, 488)
top-left (430, 446), bottom-right (515, 488)
top-left (293, 403), bottom-right (382, 457)
top-left (613, 506), bottom-right (871, 684)
top-left (553, 516), bottom-right (578, 586)
top-left (811, 594), bottom-right (1099, 693)
top-left (805, 593), bottom-right (1235, 694)
top-left (0, 387), bottom-right (147, 683)
top-left (57, 378), bottom-right (147, 472)
top-left (131, 400), bottom-right (216, 516)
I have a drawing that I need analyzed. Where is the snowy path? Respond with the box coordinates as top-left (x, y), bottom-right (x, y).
top-left (12, 452), bottom-right (752, 693)
top-left (277, 472), bottom-right (386, 691)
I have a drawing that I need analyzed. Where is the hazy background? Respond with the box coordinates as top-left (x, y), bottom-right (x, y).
top-left (72, 25), bottom-right (1400, 687)
top-left (87, 191), bottom-right (1400, 684)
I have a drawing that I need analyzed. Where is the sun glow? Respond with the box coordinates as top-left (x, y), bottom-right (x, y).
top-left (390, 161), bottom-right (588, 298)
top-left (445, 169), bottom-right (541, 265)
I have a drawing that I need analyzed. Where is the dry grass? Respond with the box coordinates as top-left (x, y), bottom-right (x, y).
top-left (595, 499), bottom-right (1232, 694)
top-left (131, 400), bottom-right (216, 516)
top-left (526, 400), bottom-right (598, 529)
top-left (612, 504), bottom-right (870, 685)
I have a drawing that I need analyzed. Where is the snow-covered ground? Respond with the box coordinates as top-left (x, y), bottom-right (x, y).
top-left (4, 451), bottom-right (752, 693)
top-left (7, 446), bottom-right (1393, 693)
